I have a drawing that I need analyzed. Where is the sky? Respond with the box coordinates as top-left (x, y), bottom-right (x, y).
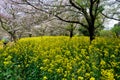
top-left (104, 19), bottom-right (118, 29)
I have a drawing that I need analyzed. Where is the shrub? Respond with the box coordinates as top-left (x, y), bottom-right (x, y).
top-left (99, 30), bottom-right (115, 38)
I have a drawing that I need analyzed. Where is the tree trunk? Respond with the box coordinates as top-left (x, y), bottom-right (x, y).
top-left (18, 33), bottom-right (22, 39)
top-left (8, 31), bottom-right (16, 42)
top-left (69, 29), bottom-right (73, 38)
top-left (116, 33), bottom-right (119, 38)
top-left (89, 25), bottom-right (95, 44)
top-left (13, 35), bottom-right (17, 42)
top-left (29, 33), bottom-right (32, 37)
top-left (10, 34), bottom-right (16, 42)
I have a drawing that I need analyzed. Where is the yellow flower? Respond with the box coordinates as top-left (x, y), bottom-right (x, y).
top-left (43, 59), bottom-right (49, 64)
top-left (62, 78), bottom-right (67, 80)
top-left (59, 67), bottom-right (63, 73)
top-left (3, 61), bottom-right (12, 66)
top-left (104, 50), bottom-right (109, 57)
top-left (115, 49), bottom-right (119, 52)
top-left (48, 68), bottom-right (52, 73)
top-left (90, 77), bottom-right (95, 80)
top-left (40, 67), bottom-right (44, 70)
top-left (78, 76), bottom-right (84, 80)
top-left (101, 69), bottom-right (115, 80)
top-left (85, 73), bottom-right (90, 78)
top-left (43, 76), bottom-right (47, 80)
top-left (111, 62), bottom-right (117, 67)
top-left (71, 73), bottom-right (75, 77)
top-left (81, 60), bottom-right (85, 65)
top-left (17, 65), bottom-right (20, 68)
top-left (86, 56), bottom-right (89, 60)
top-left (65, 51), bottom-right (71, 56)
top-left (77, 68), bottom-right (81, 73)
top-left (3, 61), bottom-right (9, 65)
top-left (72, 78), bottom-right (75, 80)
top-left (100, 59), bottom-right (106, 65)
top-left (5, 55), bottom-right (12, 61)
top-left (110, 55), bottom-right (115, 58)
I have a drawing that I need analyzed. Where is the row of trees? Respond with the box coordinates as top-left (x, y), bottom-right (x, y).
top-left (0, 0), bottom-right (120, 43)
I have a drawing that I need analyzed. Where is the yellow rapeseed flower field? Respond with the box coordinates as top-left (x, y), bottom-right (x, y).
top-left (0, 36), bottom-right (120, 80)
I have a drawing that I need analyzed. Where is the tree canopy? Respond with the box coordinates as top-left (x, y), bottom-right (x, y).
top-left (0, 0), bottom-right (120, 43)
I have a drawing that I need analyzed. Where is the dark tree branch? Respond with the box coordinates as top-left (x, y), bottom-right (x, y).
top-left (94, 0), bottom-right (100, 18)
top-left (116, 0), bottom-right (120, 2)
top-left (69, 0), bottom-right (90, 26)
top-left (69, 0), bottom-right (82, 11)
top-left (55, 15), bottom-right (88, 28)
top-left (101, 12), bottom-right (120, 21)
top-left (90, 0), bottom-right (94, 21)
top-left (25, 0), bottom-right (49, 14)
top-left (10, 0), bottom-right (49, 14)
top-left (12, 0), bottom-right (87, 28)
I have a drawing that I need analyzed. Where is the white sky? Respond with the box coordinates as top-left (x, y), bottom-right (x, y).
top-left (104, 19), bottom-right (118, 30)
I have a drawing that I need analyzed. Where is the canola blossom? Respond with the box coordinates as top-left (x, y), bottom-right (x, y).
top-left (0, 36), bottom-right (120, 80)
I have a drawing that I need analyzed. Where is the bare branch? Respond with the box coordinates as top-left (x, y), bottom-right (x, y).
top-left (101, 12), bottom-right (120, 21)
top-left (55, 15), bottom-right (88, 28)
top-left (69, 0), bottom-right (82, 11)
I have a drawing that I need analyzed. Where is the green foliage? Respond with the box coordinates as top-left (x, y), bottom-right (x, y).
top-left (79, 27), bottom-right (89, 36)
top-left (76, 0), bottom-right (90, 7)
top-left (79, 25), bottom-right (104, 36)
top-left (111, 24), bottom-right (120, 38)
top-left (0, 36), bottom-right (120, 80)
top-left (97, 6), bottom-right (104, 13)
top-left (99, 30), bottom-right (115, 37)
